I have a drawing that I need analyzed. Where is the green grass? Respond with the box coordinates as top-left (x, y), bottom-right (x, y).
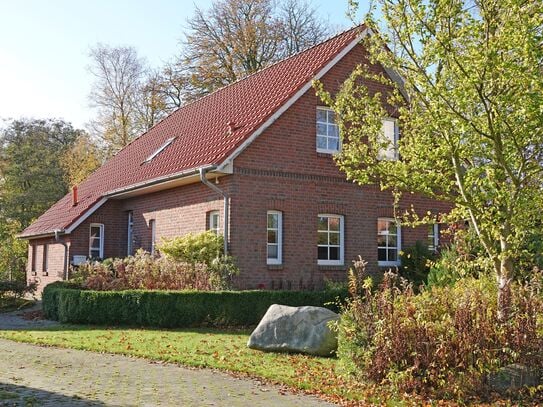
top-left (0, 326), bottom-right (374, 405)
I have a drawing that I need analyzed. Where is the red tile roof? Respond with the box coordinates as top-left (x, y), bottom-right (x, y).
top-left (21, 25), bottom-right (364, 238)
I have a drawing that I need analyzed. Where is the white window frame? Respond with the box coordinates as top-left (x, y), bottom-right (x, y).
top-left (127, 211), bottom-right (134, 256)
top-left (428, 223), bottom-right (439, 252)
top-left (267, 210), bottom-right (282, 265)
top-left (377, 218), bottom-right (401, 267)
top-left (150, 219), bottom-right (156, 254)
top-left (208, 211), bottom-right (220, 235)
top-left (316, 106), bottom-right (341, 154)
top-left (379, 118), bottom-right (399, 161)
top-left (317, 214), bottom-right (344, 266)
top-left (89, 223), bottom-right (105, 259)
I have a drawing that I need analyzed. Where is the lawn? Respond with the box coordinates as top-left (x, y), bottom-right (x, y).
top-left (0, 326), bottom-right (380, 406)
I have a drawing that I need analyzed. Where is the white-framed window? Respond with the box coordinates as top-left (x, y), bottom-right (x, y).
top-left (267, 211), bottom-right (282, 265)
top-left (209, 211), bottom-right (220, 235)
top-left (316, 107), bottom-right (340, 154)
top-left (127, 211), bottom-right (134, 256)
top-left (317, 214), bottom-right (344, 265)
top-left (379, 118), bottom-right (399, 161)
top-left (149, 219), bottom-right (156, 254)
top-left (89, 223), bottom-right (104, 259)
top-left (428, 223), bottom-right (439, 252)
top-left (377, 218), bottom-right (401, 266)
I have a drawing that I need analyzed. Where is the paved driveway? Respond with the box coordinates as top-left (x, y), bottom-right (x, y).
top-left (0, 339), bottom-right (335, 407)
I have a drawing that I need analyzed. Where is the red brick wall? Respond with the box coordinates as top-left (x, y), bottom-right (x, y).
top-left (26, 236), bottom-right (67, 294)
top-left (26, 42), bottom-right (452, 293)
top-left (229, 43), bottom-right (452, 288)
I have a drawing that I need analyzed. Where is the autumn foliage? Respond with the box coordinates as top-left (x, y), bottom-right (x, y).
top-left (336, 259), bottom-right (543, 400)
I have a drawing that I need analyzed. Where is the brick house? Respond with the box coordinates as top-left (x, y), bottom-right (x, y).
top-left (21, 26), bottom-right (450, 293)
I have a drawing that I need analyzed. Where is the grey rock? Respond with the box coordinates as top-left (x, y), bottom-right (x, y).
top-left (488, 363), bottom-right (540, 393)
top-left (247, 304), bottom-right (339, 356)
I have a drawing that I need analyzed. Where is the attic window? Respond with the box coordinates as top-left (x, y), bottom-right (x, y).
top-left (144, 137), bottom-right (176, 163)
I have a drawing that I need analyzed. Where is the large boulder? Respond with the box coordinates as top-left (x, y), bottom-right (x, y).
top-left (487, 364), bottom-right (540, 393)
top-left (247, 304), bottom-right (339, 356)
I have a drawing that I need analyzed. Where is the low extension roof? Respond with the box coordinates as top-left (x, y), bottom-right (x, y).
top-left (21, 25), bottom-right (366, 238)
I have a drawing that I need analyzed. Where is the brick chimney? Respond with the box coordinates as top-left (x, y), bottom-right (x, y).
top-left (72, 185), bottom-right (78, 206)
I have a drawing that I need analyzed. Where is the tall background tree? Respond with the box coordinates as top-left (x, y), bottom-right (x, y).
top-left (318, 0), bottom-right (543, 319)
top-left (159, 0), bottom-right (333, 104)
top-left (0, 118), bottom-right (91, 280)
top-left (88, 44), bottom-right (169, 156)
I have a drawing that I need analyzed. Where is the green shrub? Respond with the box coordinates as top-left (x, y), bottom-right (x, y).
top-left (42, 282), bottom-right (348, 327)
top-left (336, 260), bottom-right (543, 400)
top-left (159, 231), bottom-right (222, 265)
top-left (399, 241), bottom-right (435, 288)
top-left (159, 231), bottom-right (239, 284)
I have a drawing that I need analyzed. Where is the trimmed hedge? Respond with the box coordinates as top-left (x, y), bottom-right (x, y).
top-left (43, 282), bottom-right (347, 327)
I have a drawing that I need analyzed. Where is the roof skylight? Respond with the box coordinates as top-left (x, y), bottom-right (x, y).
top-left (144, 137), bottom-right (176, 163)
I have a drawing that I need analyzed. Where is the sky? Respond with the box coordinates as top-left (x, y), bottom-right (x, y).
top-left (0, 1), bottom-right (369, 129)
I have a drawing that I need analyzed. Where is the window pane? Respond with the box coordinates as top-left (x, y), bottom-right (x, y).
top-left (328, 124), bottom-right (339, 138)
top-left (388, 222), bottom-right (398, 235)
top-left (318, 232), bottom-right (328, 245)
top-left (377, 219), bottom-right (389, 234)
top-left (318, 246), bottom-right (328, 260)
top-left (267, 245), bottom-right (278, 259)
top-left (267, 213), bottom-right (278, 229)
top-left (378, 248), bottom-right (387, 261)
top-left (327, 110), bottom-right (336, 123)
top-left (90, 238), bottom-right (101, 249)
top-left (388, 249), bottom-right (398, 262)
top-left (329, 217), bottom-right (340, 231)
top-left (316, 135), bottom-right (327, 149)
top-left (329, 246), bottom-right (339, 260)
top-left (377, 235), bottom-right (387, 246)
top-left (316, 123), bottom-right (327, 136)
top-left (90, 249), bottom-right (100, 258)
top-left (327, 137), bottom-right (339, 152)
top-left (318, 217), bottom-right (328, 231)
top-left (316, 109), bottom-right (327, 122)
top-left (388, 235), bottom-right (397, 248)
top-left (267, 230), bottom-right (277, 244)
top-left (90, 227), bottom-right (101, 239)
top-left (329, 232), bottom-right (339, 245)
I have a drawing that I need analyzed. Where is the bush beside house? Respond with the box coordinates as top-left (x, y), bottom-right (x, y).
top-left (335, 261), bottom-right (543, 400)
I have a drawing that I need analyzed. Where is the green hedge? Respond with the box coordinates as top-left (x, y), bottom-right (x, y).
top-left (42, 282), bottom-right (348, 327)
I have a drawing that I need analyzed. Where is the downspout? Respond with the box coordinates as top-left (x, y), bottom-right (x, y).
top-left (199, 167), bottom-right (229, 255)
top-left (54, 229), bottom-right (69, 280)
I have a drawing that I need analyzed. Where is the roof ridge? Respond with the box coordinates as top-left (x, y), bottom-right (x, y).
top-left (142, 24), bottom-right (364, 135)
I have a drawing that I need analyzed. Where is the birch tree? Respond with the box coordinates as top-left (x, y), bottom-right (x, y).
top-left (317, 0), bottom-right (543, 320)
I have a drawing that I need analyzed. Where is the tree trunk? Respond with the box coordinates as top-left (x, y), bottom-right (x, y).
top-left (497, 256), bottom-right (513, 322)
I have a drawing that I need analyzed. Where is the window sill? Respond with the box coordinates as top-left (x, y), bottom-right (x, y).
top-left (316, 151), bottom-right (338, 158)
top-left (267, 264), bottom-right (283, 271)
top-left (42, 271), bottom-right (49, 276)
top-left (318, 264), bottom-right (346, 271)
